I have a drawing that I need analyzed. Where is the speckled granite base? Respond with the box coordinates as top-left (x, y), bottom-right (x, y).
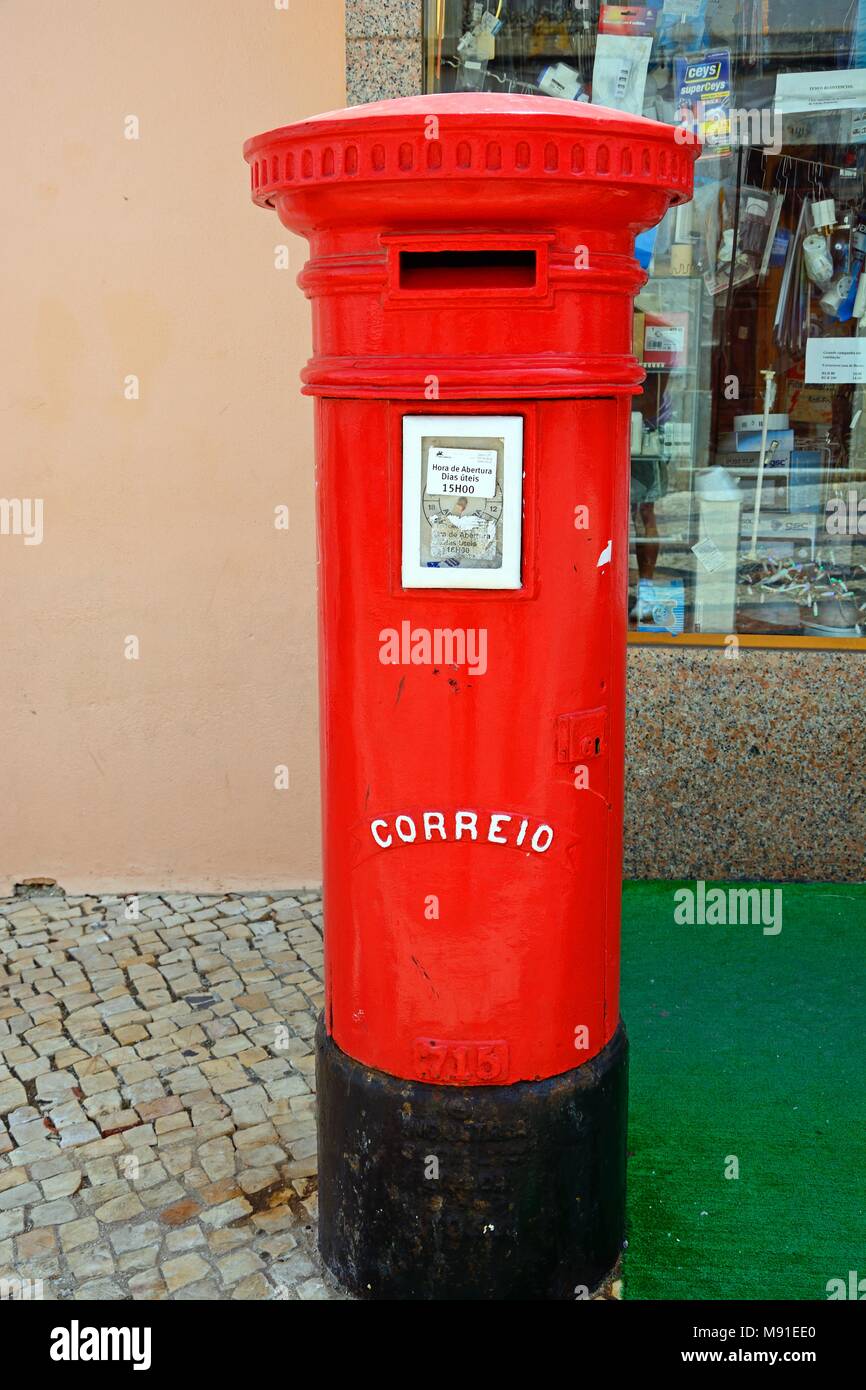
top-left (625, 647), bottom-right (865, 882)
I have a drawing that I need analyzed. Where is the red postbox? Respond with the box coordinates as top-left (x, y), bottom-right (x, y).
top-left (244, 94), bottom-right (696, 1300)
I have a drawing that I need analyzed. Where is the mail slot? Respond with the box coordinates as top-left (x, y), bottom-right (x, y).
top-left (244, 93), bottom-right (696, 1300)
top-left (399, 248), bottom-right (538, 290)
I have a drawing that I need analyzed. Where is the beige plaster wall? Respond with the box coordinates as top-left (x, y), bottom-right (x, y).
top-left (1, 0), bottom-right (345, 893)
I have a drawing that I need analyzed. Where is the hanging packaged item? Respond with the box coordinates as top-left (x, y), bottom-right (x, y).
top-left (455, 5), bottom-right (504, 90)
top-left (591, 33), bottom-right (653, 115)
top-left (769, 227), bottom-right (791, 268)
top-left (834, 212), bottom-right (866, 323)
top-left (538, 62), bottom-right (585, 100)
top-left (656, 0), bottom-right (708, 55)
top-left (599, 2), bottom-right (662, 37)
top-left (704, 247), bottom-right (755, 297)
top-left (705, 184), bottom-right (782, 296)
top-left (739, 189), bottom-right (784, 275)
top-left (460, 7), bottom-right (502, 63)
top-left (802, 233), bottom-right (834, 290)
top-left (457, 58), bottom-right (488, 90)
top-left (774, 196), bottom-right (811, 354)
top-left (820, 274), bottom-right (855, 319)
top-left (674, 49), bottom-right (732, 158)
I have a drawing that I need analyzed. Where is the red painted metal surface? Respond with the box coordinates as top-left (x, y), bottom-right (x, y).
top-left (244, 95), bottom-right (696, 1086)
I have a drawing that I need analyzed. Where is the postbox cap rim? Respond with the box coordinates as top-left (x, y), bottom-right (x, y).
top-left (243, 92), bottom-right (697, 161)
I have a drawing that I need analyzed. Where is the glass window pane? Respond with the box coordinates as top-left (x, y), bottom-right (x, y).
top-left (423, 0), bottom-right (866, 645)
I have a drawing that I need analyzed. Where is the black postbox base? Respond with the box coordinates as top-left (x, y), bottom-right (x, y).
top-left (315, 1017), bottom-right (628, 1300)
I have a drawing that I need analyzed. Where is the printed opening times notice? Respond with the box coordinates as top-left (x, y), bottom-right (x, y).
top-left (426, 445), bottom-right (497, 498)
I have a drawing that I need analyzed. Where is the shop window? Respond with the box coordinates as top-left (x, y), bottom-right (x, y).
top-left (423, 0), bottom-right (866, 649)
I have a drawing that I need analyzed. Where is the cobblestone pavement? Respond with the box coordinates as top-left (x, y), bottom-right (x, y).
top-left (0, 888), bottom-right (348, 1300)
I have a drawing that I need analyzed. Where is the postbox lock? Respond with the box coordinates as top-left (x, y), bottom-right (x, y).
top-left (556, 707), bottom-right (608, 762)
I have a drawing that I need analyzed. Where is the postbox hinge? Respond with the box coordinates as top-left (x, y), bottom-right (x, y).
top-left (555, 707), bottom-right (608, 763)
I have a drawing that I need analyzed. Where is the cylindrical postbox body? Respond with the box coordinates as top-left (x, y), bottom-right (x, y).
top-left (244, 95), bottom-right (696, 1300)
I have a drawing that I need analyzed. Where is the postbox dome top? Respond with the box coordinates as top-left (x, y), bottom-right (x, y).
top-left (244, 92), bottom-right (697, 219)
top-left (246, 91), bottom-right (685, 147)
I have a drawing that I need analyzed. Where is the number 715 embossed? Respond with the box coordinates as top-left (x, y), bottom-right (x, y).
top-left (413, 1038), bottom-right (509, 1083)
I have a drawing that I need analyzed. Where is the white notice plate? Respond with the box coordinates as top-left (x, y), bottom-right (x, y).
top-left (805, 337), bottom-right (866, 385)
top-left (402, 414), bottom-right (523, 590)
top-left (426, 446), bottom-right (497, 498)
top-left (775, 69), bottom-right (866, 116)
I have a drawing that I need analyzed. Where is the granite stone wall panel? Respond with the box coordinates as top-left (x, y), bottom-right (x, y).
top-left (625, 647), bottom-right (865, 882)
top-left (346, 0), bottom-right (422, 107)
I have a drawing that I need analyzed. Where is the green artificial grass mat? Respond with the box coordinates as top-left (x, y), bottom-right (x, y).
top-left (620, 880), bottom-right (866, 1301)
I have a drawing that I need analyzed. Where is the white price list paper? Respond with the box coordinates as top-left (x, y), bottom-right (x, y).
top-left (805, 337), bottom-right (866, 385)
